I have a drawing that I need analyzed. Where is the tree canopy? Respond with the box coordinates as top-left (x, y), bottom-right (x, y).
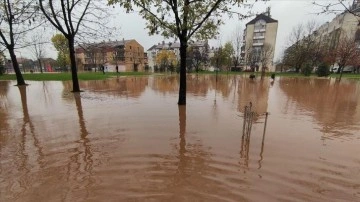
top-left (51, 34), bottom-right (70, 70)
top-left (109, 0), bottom-right (248, 41)
top-left (109, 0), bottom-right (252, 105)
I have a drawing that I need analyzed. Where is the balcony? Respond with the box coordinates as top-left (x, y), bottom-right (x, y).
top-left (253, 35), bottom-right (265, 39)
top-left (253, 42), bottom-right (264, 46)
top-left (254, 28), bottom-right (266, 33)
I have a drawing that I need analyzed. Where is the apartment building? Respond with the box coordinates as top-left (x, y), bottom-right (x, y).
top-left (76, 39), bottom-right (147, 72)
top-left (147, 41), bottom-right (180, 70)
top-left (147, 41), bottom-right (209, 71)
top-left (242, 8), bottom-right (278, 71)
top-left (312, 0), bottom-right (360, 49)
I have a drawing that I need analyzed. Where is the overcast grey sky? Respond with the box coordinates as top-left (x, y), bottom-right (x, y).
top-left (18, 0), bottom-right (349, 61)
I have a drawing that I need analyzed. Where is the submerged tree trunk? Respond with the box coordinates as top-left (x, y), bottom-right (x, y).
top-left (339, 65), bottom-right (344, 81)
top-left (9, 48), bottom-right (26, 85)
top-left (178, 39), bottom-right (188, 105)
top-left (261, 66), bottom-right (266, 80)
top-left (68, 37), bottom-right (81, 92)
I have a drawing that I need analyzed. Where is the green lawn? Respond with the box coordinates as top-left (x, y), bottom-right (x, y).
top-left (1, 71), bottom-right (360, 81)
top-left (0, 72), bottom-right (150, 81)
top-left (191, 71), bottom-right (360, 79)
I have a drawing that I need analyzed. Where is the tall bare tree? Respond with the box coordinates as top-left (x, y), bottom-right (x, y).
top-left (231, 26), bottom-right (243, 71)
top-left (284, 21), bottom-right (320, 73)
top-left (259, 43), bottom-right (274, 79)
top-left (27, 31), bottom-right (47, 73)
top-left (39, 0), bottom-right (114, 92)
top-left (0, 0), bottom-right (40, 85)
top-left (245, 44), bottom-right (257, 72)
top-left (109, 0), bottom-right (254, 105)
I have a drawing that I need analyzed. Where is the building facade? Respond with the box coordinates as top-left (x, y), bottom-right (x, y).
top-left (147, 41), bottom-right (209, 71)
top-left (76, 39), bottom-right (147, 72)
top-left (312, 0), bottom-right (360, 49)
top-left (242, 9), bottom-right (278, 72)
top-left (147, 41), bottom-right (180, 71)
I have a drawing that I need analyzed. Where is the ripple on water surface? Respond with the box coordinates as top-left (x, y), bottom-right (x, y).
top-left (0, 76), bottom-right (359, 201)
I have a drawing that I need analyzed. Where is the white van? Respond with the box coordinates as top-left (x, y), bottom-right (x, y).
top-left (331, 64), bottom-right (354, 73)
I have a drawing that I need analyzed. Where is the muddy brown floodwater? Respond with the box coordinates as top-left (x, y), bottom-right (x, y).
top-left (0, 75), bottom-right (360, 201)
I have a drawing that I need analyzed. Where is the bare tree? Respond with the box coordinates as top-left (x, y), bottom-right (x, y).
top-left (259, 43), bottom-right (274, 80)
top-left (313, 0), bottom-right (360, 19)
top-left (231, 26), bottom-right (243, 71)
top-left (0, 0), bottom-right (40, 85)
top-left (284, 21), bottom-right (320, 73)
top-left (334, 35), bottom-right (360, 81)
top-left (39, 0), bottom-right (115, 92)
top-left (27, 31), bottom-right (47, 73)
top-left (245, 44), bottom-right (257, 72)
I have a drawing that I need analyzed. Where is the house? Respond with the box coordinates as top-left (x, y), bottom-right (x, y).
top-left (75, 39), bottom-right (146, 72)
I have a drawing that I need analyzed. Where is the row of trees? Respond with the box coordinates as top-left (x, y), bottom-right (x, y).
top-left (1, 0), bottom-right (254, 105)
top-left (282, 20), bottom-right (360, 80)
top-left (1, 0), bottom-right (113, 91)
top-left (2, 0), bottom-right (355, 105)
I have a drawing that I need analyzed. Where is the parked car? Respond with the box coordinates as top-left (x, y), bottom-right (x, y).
top-left (331, 65), bottom-right (354, 73)
top-left (286, 68), bottom-right (296, 72)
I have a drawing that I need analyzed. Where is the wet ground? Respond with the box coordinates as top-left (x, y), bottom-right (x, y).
top-left (0, 75), bottom-right (360, 201)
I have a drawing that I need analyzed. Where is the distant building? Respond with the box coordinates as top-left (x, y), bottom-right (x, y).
top-left (147, 41), bottom-right (180, 71)
top-left (147, 41), bottom-right (209, 71)
top-left (242, 8), bottom-right (278, 72)
top-left (311, 0), bottom-right (360, 49)
top-left (75, 39), bottom-right (146, 72)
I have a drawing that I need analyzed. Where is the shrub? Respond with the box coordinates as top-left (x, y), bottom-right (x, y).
top-left (302, 64), bottom-right (312, 76)
top-left (316, 63), bottom-right (330, 77)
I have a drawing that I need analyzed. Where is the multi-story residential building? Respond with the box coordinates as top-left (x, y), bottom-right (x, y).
top-left (147, 41), bottom-right (180, 71)
top-left (76, 39), bottom-right (146, 72)
top-left (147, 41), bottom-right (209, 71)
top-left (312, 0), bottom-right (360, 49)
top-left (242, 8), bottom-right (278, 72)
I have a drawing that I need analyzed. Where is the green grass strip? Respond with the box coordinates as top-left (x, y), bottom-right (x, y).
top-left (0, 72), bottom-right (150, 81)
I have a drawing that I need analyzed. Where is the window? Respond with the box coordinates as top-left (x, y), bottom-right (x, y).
top-left (254, 19), bottom-right (266, 31)
top-left (130, 46), bottom-right (132, 49)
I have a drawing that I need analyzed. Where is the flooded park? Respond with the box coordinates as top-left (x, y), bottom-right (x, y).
top-left (0, 75), bottom-right (360, 201)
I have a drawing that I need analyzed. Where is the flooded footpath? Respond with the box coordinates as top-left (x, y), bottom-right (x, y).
top-left (0, 75), bottom-right (359, 201)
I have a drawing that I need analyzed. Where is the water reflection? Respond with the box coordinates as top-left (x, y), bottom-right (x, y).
top-left (0, 76), bottom-right (359, 201)
top-left (19, 86), bottom-right (44, 171)
top-left (63, 93), bottom-right (94, 201)
top-left (149, 75), bottom-right (240, 99)
top-left (3, 86), bottom-right (45, 199)
top-left (237, 79), bottom-right (270, 120)
top-left (279, 78), bottom-right (360, 138)
top-left (62, 77), bottom-right (148, 98)
top-left (0, 81), bottom-right (10, 136)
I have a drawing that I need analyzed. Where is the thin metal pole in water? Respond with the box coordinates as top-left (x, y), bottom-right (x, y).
top-left (243, 106), bottom-right (248, 135)
top-left (262, 112), bottom-right (269, 138)
top-left (258, 112), bottom-right (269, 169)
